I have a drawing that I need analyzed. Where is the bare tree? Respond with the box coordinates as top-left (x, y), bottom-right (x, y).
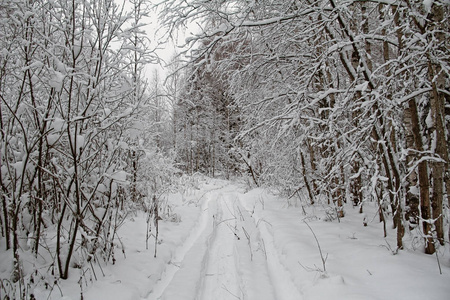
top-left (159, 0), bottom-right (449, 253)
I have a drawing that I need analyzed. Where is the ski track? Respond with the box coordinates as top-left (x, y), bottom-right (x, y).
top-left (146, 188), bottom-right (214, 300)
top-left (237, 194), bottom-right (303, 300)
top-left (148, 184), bottom-right (303, 300)
top-left (252, 213), bottom-right (304, 300)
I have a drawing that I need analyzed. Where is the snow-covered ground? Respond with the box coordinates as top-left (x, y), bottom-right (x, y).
top-left (21, 178), bottom-right (450, 299)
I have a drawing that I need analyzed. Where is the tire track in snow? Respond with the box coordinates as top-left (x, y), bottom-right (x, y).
top-left (198, 193), bottom-right (243, 300)
top-left (237, 195), bottom-right (304, 300)
top-left (147, 191), bottom-right (215, 300)
top-left (233, 197), bottom-right (277, 300)
top-left (149, 183), bottom-right (302, 300)
top-left (200, 191), bottom-right (282, 300)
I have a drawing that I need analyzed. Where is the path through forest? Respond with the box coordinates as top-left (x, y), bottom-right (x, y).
top-left (140, 179), bottom-right (450, 300)
top-left (147, 183), bottom-right (302, 300)
top-left (52, 178), bottom-right (448, 300)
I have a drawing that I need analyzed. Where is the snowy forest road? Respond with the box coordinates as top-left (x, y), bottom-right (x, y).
top-left (146, 183), bottom-right (303, 300)
top-left (47, 178), bottom-right (448, 300)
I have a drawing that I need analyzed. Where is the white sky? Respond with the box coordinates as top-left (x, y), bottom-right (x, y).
top-left (116, 0), bottom-right (179, 80)
top-left (142, 1), bottom-right (202, 81)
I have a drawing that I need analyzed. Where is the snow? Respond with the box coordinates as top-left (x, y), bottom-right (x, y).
top-left (50, 117), bottom-right (65, 132)
top-left (121, 107), bottom-right (133, 117)
top-left (73, 41), bottom-right (82, 58)
top-left (53, 57), bottom-right (67, 73)
top-left (2, 178), bottom-right (449, 299)
top-left (423, 0), bottom-right (434, 12)
top-left (47, 134), bottom-right (59, 145)
top-left (425, 109), bottom-right (433, 129)
top-left (21, 61), bottom-right (44, 71)
top-left (240, 14), bottom-right (306, 27)
top-left (104, 108), bottom-right (111, 117)
top-left (76, 135), bottom-right (85, 148)
top-left (118, 141), bottom-right (129, 150)
top-left (49, 71), bottom-right (65, 92)
top-left (109, 170), bottom-right (131, 183)
top-left (11, 161), bottom-right (24, 174)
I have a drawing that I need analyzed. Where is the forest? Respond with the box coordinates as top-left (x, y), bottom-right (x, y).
top-left (0, 0), bottom-right (449, 299)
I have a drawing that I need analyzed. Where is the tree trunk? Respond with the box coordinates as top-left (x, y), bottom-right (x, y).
top-left (403, 102), bottom-right (420, 229)
top-left (300, 150), bottom-right (314, 205)
top-left (408, 98), bottom-right (435, 254)
top-left (426, 4), bottom-right (448, 246)
top-left (0, 181), bottom-right (10, 250)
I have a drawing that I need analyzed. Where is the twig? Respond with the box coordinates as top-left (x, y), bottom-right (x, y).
top-left (94, 253), bottom-right (105, 277)
top-left (258, 195), bottom-right (265, 210)
top-left (260, 238), bottom-right (267, 260)
top-left (256, 218), bottom-right (272, 228)
top-left (216, 217), bottom-right (237, 226)
top-left (382, 239), bottom-right (399, 255)
top-left (236, 205), bottom-right (245, 221)
top-left (242, 226), bottom-right (253, 261)
top-left (298, 261), bottom-right (315, 272)
top-left (435, 246), bottom-right (442, 275)
top-left (221, 284), bottom-right (241, 299)
top-left (303, 220), bottom-right (327, 272)
top-left (226, 223), bottom-right (240, 240)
